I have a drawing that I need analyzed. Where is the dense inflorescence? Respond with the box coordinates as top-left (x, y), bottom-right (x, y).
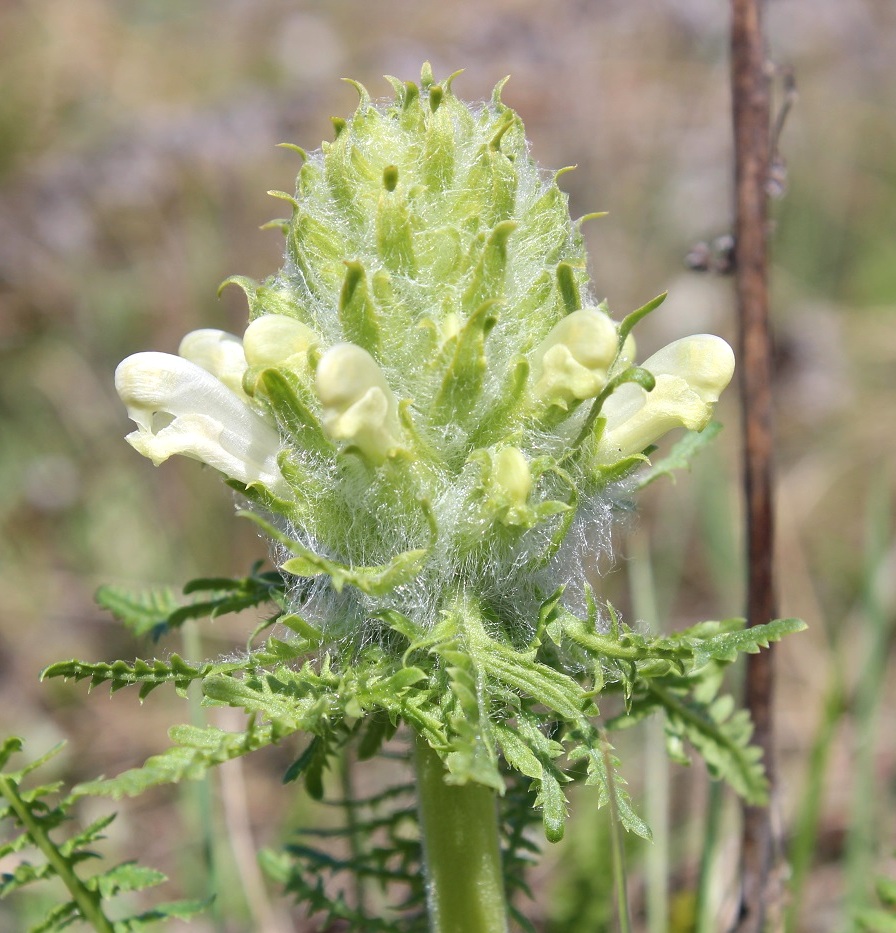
top-left (115, 64), bottom-right (734, 650)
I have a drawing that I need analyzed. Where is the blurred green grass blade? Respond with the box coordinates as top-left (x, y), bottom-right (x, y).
top-left (601, 731), bottom-right (633, 933)
top-left (784, 682), bottom-right (846, 933)
top-left (628, 529), bottom-right (669, 933)
top-left (845, 475), bottom-right (895, 917)
top-left (694, 780), bottom-right (724, 933)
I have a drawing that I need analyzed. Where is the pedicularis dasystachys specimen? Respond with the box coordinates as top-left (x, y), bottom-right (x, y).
top-left (108, 65), bottom-right (800, 845)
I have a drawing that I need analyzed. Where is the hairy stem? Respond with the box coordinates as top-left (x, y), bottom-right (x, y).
top-left (413, 737), bottom-right (508, 933)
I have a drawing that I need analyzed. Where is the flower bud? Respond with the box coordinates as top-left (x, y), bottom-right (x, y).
top-left (493, 446), bottom-right (531, 501)
top-left (596, 335), bottom-right (735, 462)
top-left (115, 351), bottom-right (288, 496)
top-left (242, 315), bottom-right (319, 368)
top-left (491, 446), bottom-right (533, 525)
top-left (315, 343), bottom-right (401, 463)
top-left (531, 308), bottom-right (619, 409)
top-left (178, 329), bottom-right (248, 398)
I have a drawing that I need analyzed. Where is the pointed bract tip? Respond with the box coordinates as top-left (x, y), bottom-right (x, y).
top-left (576, 212), bottom-right (609, 229)
top-left (276, 142), bottom-right (307, 161)
top-left (492, 75), bottom-right (511, 106)
top-left (266, 189), bottom-right (300, 210)
top-left (420, 62), bottom-right (435, 88)
top-left (384, 74), bottom-right (404, 100)
top-left (217, 274), bottom-right (257, 300)
top-left (341, 77), bottom-right (371, 108)
top-left (492, 219), bottom-right (518, 243)
top-left (621, 366), bottom-right (657, 392)
top-left (489, 110), bottom-right (515, 150)
top-left (444, 69), bottom-right (464, 93)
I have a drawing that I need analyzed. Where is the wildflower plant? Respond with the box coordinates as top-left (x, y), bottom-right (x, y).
top-left (6, 65), bottom-right (804, 932)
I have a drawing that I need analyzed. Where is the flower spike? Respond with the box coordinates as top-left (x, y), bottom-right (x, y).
top-left (101, 69), bottom-right (805, 891)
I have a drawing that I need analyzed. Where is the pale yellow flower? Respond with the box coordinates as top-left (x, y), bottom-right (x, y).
top-left (315, 343), bottom-right (402, 463)
top-left (596, 334), bottom-right (735, 461)
top-left (177, 328), bottom-right (248, 398)
top-left (531, 308), bottom-right (619, 409)
top-left (242, 315), bottom-right (319, 368)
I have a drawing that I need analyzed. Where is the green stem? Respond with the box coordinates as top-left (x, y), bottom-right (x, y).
top-left (413, 737), bottom-right (509, 933)
top-left (0, 775), bottom-right (115, 933)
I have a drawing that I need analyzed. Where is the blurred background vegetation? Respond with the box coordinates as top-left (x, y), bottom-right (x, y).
top-left (1, 1), bottom-right (894, 930)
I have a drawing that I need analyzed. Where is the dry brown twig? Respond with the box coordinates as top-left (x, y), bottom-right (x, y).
top-left (730, 0), bottom-right (781, 929)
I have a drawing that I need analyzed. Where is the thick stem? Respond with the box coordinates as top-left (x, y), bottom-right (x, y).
top-left (413, 737), bottom-right (509, 933)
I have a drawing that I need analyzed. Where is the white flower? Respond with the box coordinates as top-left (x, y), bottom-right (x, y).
top-left (596, 334), bottom-right (735, 462)
top-left (531, 308), bottom-right (620, 409)
top-left (315, 343), bottom-right (401, 463)
top-left (115, 351), bottom-right (289, 496)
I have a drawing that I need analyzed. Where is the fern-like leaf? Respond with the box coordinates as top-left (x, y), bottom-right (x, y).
top-left (567, 727), bottom-right (652, 839)
top-left (96, 562), bottom-right (286, 640)
top-left (639, 682), bottom-right (768, 803)
top-left (635, 421), bottom-right (723, 489)
top-left (688, 617), bottom-right (805, 668)
top-left (41, 656), bottom-right (212, 699)
top-left (0, 739), bottom-right (206, 931)
top-left (94, 586), bottom-right (181, 640)
top-left (73, 722), bottom-right (284, 799)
